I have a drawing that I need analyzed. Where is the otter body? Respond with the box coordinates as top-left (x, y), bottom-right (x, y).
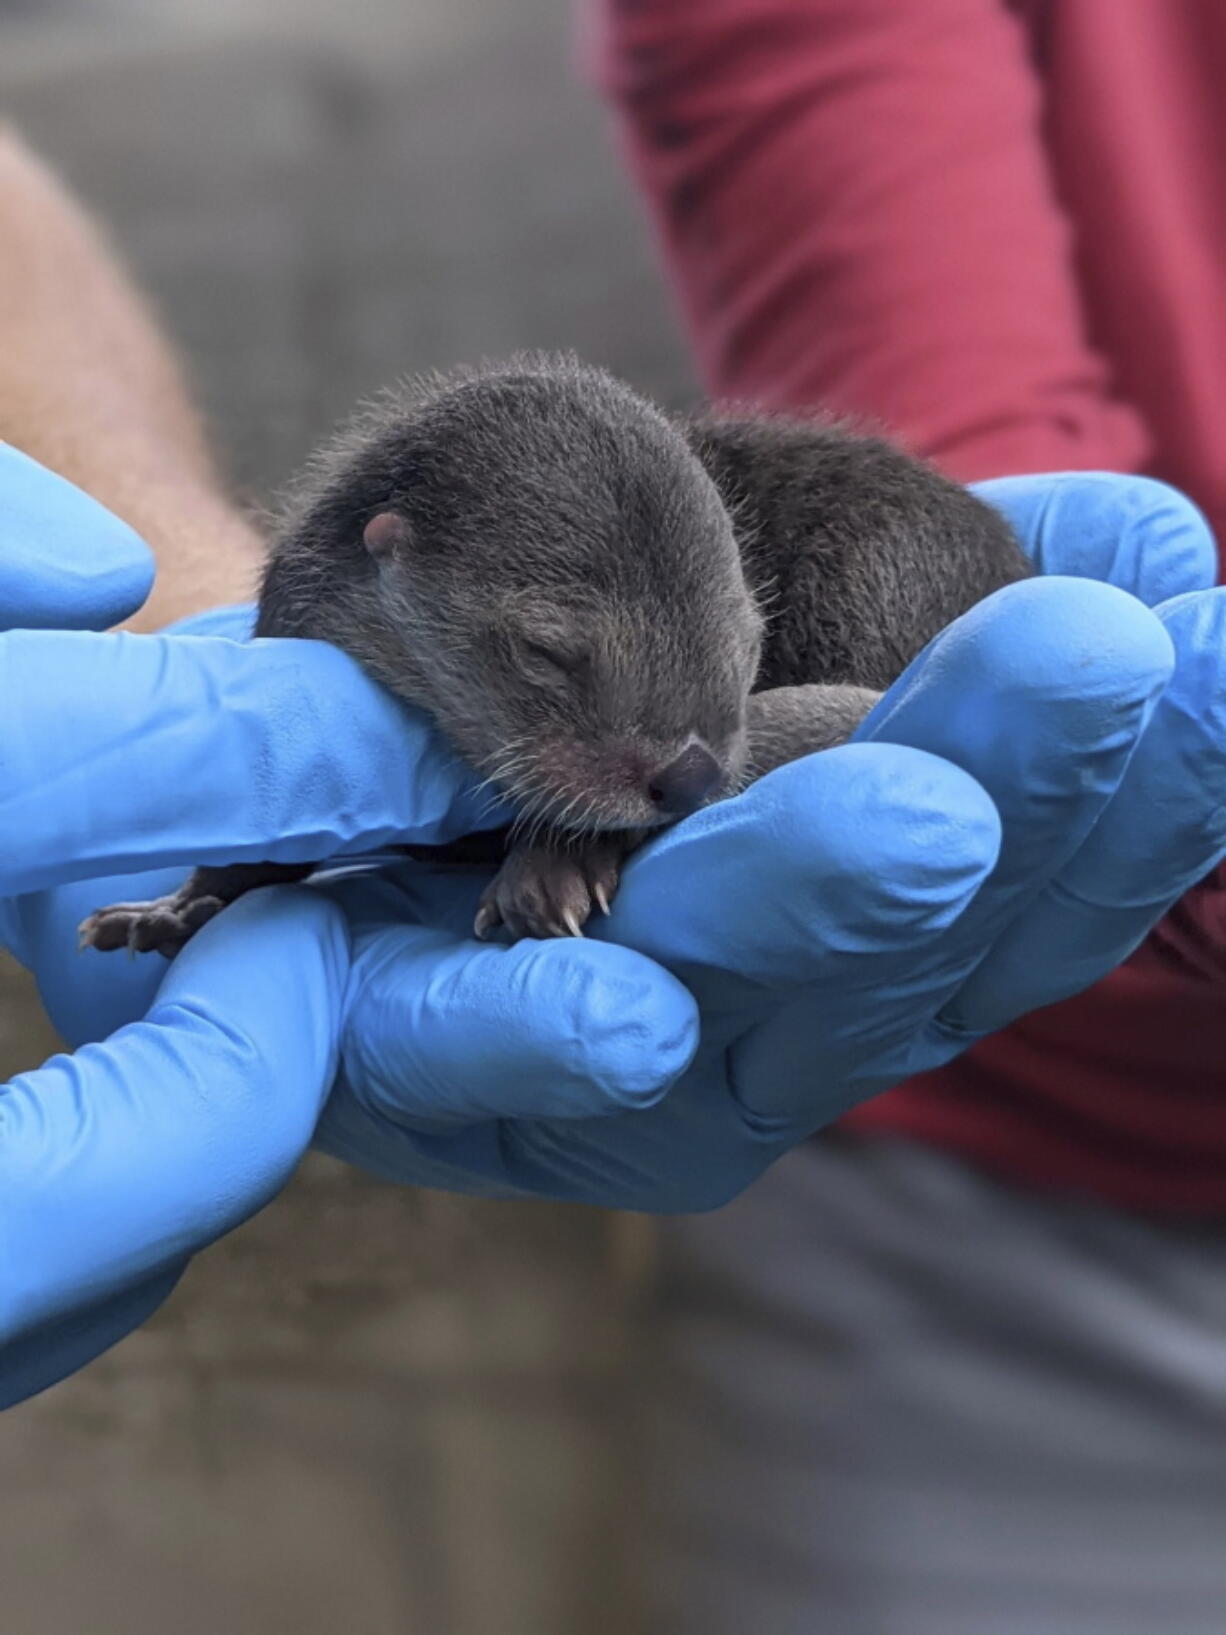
top-left (80, 355), bottom-right (1030, 953)
top-left (682, 415), bottom-right (1030, 695)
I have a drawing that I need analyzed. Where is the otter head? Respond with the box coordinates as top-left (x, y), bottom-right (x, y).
top-left (285, 356), bottom-right (763, 834)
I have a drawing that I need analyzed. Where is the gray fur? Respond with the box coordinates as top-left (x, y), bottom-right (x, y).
top-left (258, 353), bottom-right (763, 836)
top-left (79, 353), bottom-right (1031, 952)
top-left (682, 412), bottom-right (1031, 695)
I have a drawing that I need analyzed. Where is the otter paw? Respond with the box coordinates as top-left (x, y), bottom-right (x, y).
top-left (473, 842), bottom-right (623, 941)
top-left (78, 890), bottom-right (226, 958)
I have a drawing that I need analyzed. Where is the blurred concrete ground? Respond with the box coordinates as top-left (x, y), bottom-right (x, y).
top-left (0, 3), bottom-right (692, 1630)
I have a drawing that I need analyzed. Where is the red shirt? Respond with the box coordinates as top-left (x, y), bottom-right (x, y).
top-left (590, 0), bottom-right (1226, 1213)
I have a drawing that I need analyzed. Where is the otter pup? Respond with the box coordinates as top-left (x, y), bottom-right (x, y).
top-left (79, 353), bottom-right (1031, 953)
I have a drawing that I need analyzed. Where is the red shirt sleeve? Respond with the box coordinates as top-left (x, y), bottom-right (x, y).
top-left (586, 0), bottom-right (1149, 483)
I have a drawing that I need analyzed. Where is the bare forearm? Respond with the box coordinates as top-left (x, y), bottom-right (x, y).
top-left (0, 125), bottom-right (260, 628)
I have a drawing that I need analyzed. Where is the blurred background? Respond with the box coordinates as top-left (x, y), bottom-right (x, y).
top-left (0, 2), bottom-right (693, 1630)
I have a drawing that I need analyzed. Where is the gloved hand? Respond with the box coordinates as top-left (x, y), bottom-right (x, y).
top-left (13, 464), bottom-right (1226, 1268)
top-left (0, 446), bottom-right (697, 1407)
top-left (39, 467), bottom-right (1203, 1213)
top-left (308, 472), bottom-right (1226, 1207)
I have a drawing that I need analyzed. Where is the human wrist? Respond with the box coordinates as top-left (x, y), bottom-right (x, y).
top-left (117, 487), bottom-right (263, 633)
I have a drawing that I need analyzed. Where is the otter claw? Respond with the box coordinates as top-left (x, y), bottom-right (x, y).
top-left (473, 901), bottom-right (501, 941)
top-left (473, 837), bottom-right (627, 942)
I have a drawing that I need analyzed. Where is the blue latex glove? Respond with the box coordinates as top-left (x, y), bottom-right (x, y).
top-left (0, 447), bottom-right (697, 1406)
top-left (30, 461), bottom-right (1223, 1218)
top-left (309, 473), bottom-right (1226, 1205)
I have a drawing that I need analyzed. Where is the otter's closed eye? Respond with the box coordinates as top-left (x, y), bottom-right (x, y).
top-left (517, 635), bottom-right (589, 680)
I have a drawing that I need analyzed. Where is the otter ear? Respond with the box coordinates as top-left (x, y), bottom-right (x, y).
top-left (362, 509), bottom-right (412, 560)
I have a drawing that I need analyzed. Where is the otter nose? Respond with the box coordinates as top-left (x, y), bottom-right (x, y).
top-left (647, 743), bottom-right (722, 817)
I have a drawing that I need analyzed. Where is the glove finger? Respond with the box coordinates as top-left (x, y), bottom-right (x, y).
top-left (0, 445), bottom-right (154, 631)
top-left (0, 629), bottom-right (512, 894)
top-left (323, 869), bottom-right (697, 1130)
top-left (930, 587), bottom-right (1226, 1039)
top-left (283, 858), bottom-right (684, 1191)
top-left (0, 1264), bottom-right (184, 1412)
top-left (860, 577), bottom-right (1172, 963)
top-left (725, 577), bottom-right (1173, 1125)
top-left (0, 887), bottom-right (348, 1343)
top-left (593, 741), bottom-right (1001, 1026)
top-left (974, 472), bottom-right (1217, 605)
